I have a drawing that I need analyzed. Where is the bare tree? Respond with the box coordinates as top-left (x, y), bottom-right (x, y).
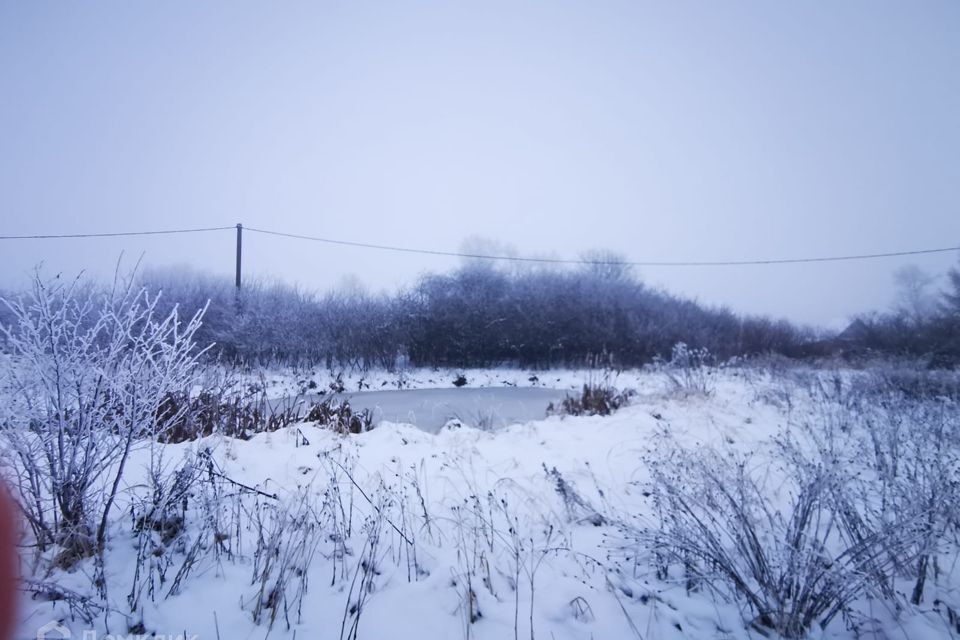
top-left (579, 250), bottom-right (634, 282)
top-left (0, 271), bottom-right (207, 567)
top-left (892, 264), bottom-right (937, 325)
top-left (943, 259), bottom-right (960, 318)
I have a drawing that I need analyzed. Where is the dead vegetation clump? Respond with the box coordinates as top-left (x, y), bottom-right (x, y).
top-left (304, 399), bottom-right (373, 434)
top-left (549, 383), bottom-right (634, 417)
top-left (155, 391), bottom-right (292, 442)
top-left (661, 342), bottom-right (715, 397)
top-left (157, 390), bottom-right (374, 442)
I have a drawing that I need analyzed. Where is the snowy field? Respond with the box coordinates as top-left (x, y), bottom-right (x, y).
top-left (12, 365), bottom-right (960, 640)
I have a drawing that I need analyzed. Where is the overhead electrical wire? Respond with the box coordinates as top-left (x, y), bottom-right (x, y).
top-left (1, 223), bottom-right (957, 267)
top-left (0, 226), bottom-right (235, 240)
top-left (243, 226), bottom-right (960, 267)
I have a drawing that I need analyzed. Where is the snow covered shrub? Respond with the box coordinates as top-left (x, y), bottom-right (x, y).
top-left (329, 372), bottom-right (347, 393)
top-left (748, 351), bottom-right (796, 376)
top-left (876, 401), bottom-right (960, 605)
top-left (156, 388), bottom-right (306, 442)
top-left (544, 465), bottom-right (605, 526)
top-left (247, 490), bottom-right (323, 630)
top-left (0, 272), bottom-right (206, 566)
top-left (304, 398), bottom-right (373, 433)
top-left (662, 342), bottom-right (715, 396)
top-left (632, 446), bottom-right (923, 638)
top-left (127, 450), bottom-right (206, 611)
top-left (873, 366), bottom-right (960, 401)
top-left (797, 370), bottom-right (960, 606)
top-left (341, 501), bottom-right (391, 640)
top-left (549, 383), bottom-right (633, 417)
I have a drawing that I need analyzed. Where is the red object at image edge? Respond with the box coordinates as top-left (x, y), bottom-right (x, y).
top-left (0, 485), bottom-right (17, 640)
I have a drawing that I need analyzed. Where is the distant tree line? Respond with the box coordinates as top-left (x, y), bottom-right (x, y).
top-left (127, 262), bottom-right (817, 369)
top-left (840, 261), bottom-right (960, 366)
top-left (4, 258), bottom-right (958, 369)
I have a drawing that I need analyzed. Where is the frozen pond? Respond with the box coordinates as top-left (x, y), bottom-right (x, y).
top-left (294, 387), bottom-right (571, 433)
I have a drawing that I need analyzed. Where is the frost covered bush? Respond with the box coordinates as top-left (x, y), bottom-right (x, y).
top-left (872, 366), bottom-right (960, 401)
top-left (0, 272), bottom-right (207, 566)
top-left (623, 368), bottom-right (960, 639)
top-left (661, 342), bottom-right (715, 396)
top-left (633, 446), bottom-right (924, 638)
top-left (791, 370), bottom-right (960, 606)
top-left (246, 490), bottom-right (323, 630)
top-left (127, 450), bottom-right (207, 612)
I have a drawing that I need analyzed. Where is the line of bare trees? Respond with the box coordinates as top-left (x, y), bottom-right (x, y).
top-left (5, 257), bottom-right (957, 369)
top-left (845, 261), bottom-right (960, 366)
top-left (126, 262), bottom-right (815, 369)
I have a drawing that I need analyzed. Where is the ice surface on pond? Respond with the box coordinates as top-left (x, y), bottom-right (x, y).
top-left (314, 386), bottom-right (572, 432)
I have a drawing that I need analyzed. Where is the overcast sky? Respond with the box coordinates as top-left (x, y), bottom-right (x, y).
top-left (1, 1), bottom-right (958, 327)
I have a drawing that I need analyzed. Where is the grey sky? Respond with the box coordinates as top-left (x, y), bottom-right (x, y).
top-left (1, 1), bottom-right (958, 327)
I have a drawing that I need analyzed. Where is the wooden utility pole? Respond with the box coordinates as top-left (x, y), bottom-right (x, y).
top-left (235, 223), bottom-right (243, 290)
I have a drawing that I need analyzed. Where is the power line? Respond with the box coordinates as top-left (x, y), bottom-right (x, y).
top-left (0, 226), bottom-right (235, 240)
top-left (245, 226), bottom-right (960, 267)
top-left (1, 223), bottom-right (956, 267)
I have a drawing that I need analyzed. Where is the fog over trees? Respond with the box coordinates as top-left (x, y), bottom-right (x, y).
top-left (121, 259), bottom-right (821, 368)
top-left (849, 261), bottom-right (960, 365)
top-left (2, 257), bottom-right (958, 369)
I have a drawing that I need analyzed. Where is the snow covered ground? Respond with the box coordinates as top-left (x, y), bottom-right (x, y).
top-left (15, 367), bottom-right (960, 640)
